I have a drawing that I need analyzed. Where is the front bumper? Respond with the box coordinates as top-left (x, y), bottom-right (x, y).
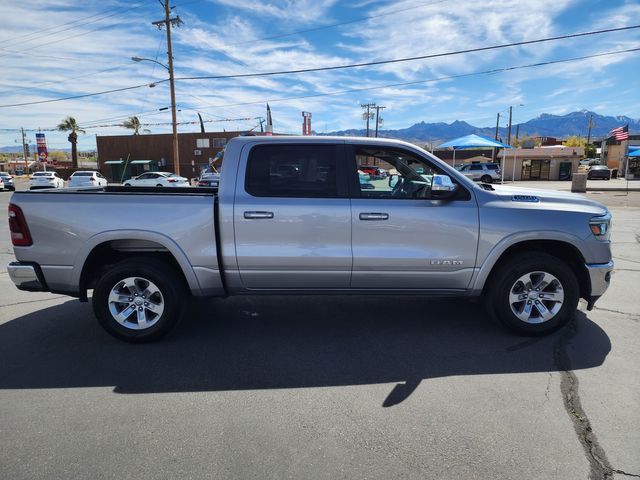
top-left (7, 262), bottom-right (47, 291)
top-left (585, 260), bottom-right (614, 310)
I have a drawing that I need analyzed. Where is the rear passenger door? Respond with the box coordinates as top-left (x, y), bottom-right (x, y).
top-left (234, 143), bottom-right (352, 289)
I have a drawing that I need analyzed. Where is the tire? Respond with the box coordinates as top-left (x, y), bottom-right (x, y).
top-left (124, 183), bottom-right (131, 187)
top-left (484, 252), bottom-right (579, 336)
top-left (481, 175), bottom-right (492, 183)
top-left (156, 184), bottom-right (163, 187)
top-left (92, 257), bottom-right (188, 342)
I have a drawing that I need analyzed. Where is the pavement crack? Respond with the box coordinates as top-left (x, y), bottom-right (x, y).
top-left (612, 470), bottom-right (640, 478)
top-left (544, 372), bottom-right (552, 403)
top-left (554, 320), bottom-right (617, 480)
top-left (593, 306), bottom-right (640, 321)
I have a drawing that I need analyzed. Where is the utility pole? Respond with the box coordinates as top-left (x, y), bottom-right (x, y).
top-left (20, 128), bottom-right (29, 172)
top-left (361, 103), bottom-right (376, 137)
top-left (374, 105), bottom-right (386, 138)
top-left (586, 114), bottom-right (594, 145)
top-left (492, 112), bottom-right (500, 162)
top-left (506, 105), bottom-right (513, 146)
top-left (515, 124), bottom-right (520, 143)
top-left (153, 1), bottom-right (182, 175)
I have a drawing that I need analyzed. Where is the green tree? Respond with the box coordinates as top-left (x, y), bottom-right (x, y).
top-left (56, 116), bottom-right (85, 169)
top-left (563, 135), bottom-right (586, 147)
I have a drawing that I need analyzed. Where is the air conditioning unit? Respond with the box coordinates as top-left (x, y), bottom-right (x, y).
top-left (194, 149), bottom-right (202, 156)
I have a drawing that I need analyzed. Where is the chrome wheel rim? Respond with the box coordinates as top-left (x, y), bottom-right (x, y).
top-left (509, 271), bottom-right (564, 324)
top-left (108, 277), bottom-right (164, 330)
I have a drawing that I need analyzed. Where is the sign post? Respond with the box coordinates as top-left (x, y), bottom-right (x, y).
top-left (35, 132), bottom-right (48, 171)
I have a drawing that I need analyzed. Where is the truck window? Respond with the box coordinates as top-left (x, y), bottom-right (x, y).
top-left (246, 144), bottom-right (341, 198)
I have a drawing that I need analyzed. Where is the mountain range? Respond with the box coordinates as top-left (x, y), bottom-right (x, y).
top-left (1, 111), bottom-right (638, 152)
top-left (320, 110), bottom-right (639, 145)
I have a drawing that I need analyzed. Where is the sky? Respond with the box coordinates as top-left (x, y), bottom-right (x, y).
top-left (0, 0), bottom-right (639, 151)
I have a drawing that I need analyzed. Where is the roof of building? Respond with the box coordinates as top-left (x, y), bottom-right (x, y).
top-left (498, 146), bottom-right (584, 158)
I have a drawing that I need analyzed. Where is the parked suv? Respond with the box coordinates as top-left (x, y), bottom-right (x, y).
top-left (457, 163), bottom-right (501, 183)
top-left (0, 172), bottom-right (14, 191)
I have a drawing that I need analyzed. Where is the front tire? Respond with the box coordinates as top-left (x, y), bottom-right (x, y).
top-left (481, 175), bottom-right (492, 183)
top-left (92, 257), bottom-right (187, 342)
top-left (485, 253), bottom-right (579, 336)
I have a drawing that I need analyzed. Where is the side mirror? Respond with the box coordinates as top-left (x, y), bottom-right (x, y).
top-left (388, 174), bottom-right (399, 188)
top-left (430, 174), bottom-right (458, 198)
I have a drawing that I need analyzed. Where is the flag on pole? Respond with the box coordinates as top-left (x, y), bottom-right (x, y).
top-left (609, 124), bottom-right (629, 141)
top-left (265, 103), bottom-right (273, 136)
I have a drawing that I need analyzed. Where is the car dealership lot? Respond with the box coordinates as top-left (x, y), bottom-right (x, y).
top-left (0, 188), bottom-right (638, 479)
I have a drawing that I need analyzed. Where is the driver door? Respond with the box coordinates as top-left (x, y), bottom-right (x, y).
top-left (348, 144), bottom-right (479, 290)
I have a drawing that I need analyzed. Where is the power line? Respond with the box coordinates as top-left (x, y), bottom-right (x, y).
top-left (216, 0), bottom-right (450, 48)
top-left (0, 2), bottom-right (149, 50)
top-left (190, 48), bottom-right (640, 110)
top-left (175, 24), bottom-right (640, 81)
top-left (0, 45), bottom-right (638, 110)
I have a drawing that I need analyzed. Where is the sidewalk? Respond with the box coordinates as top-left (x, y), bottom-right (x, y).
top-left (504, 178), bottom-right (640, 192)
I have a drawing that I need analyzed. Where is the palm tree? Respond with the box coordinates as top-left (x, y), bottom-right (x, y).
top-left (56, 116), bottom-right (85, 169)
top-left (122, 116), bottom-right (142, 135)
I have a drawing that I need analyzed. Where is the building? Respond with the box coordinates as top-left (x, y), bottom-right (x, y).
top-left (498, 146), bottom-right (583, 181)
top-left (96, 131), bottom-right (249, 181)
top-left (601, 134), bottom-right (640, 176)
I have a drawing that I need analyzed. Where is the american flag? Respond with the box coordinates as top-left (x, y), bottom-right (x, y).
top-left (609, 124), bottom-right (629, 141)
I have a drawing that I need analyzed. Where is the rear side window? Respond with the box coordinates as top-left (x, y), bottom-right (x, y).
top-left (246, 144), bottom-right (342, 198)
top-left (486, 164), bottom-right (499, 170)
top-left (470, 165), bottom-right (483, 171)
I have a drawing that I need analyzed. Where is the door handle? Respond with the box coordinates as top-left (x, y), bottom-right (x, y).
top-left (359, 212), bottom-right (389, 221)
top-left (244, 211), bottom-right (274, 219)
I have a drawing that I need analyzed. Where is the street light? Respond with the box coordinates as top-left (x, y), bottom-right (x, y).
top-left (131, 55), bottom-right (180, 175)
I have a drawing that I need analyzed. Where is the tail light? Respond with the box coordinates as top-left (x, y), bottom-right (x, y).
top-left (8, 204), bottom-right (32, 246)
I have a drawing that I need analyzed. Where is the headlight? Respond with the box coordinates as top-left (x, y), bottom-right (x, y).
top-left (589, 212), bottom-right (611, 241)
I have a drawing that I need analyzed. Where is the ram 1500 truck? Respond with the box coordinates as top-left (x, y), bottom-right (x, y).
top-left (7, 136), bottom-right (613, 342)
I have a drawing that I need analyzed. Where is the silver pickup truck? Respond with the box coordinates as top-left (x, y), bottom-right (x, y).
top-left (7, 136), bottom-right (613, 342)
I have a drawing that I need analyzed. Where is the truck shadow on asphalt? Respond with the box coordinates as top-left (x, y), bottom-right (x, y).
top-left (0, 296), bottom-right (610, 407)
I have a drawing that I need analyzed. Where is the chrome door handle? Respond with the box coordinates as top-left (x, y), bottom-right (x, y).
top-left (244, 211), bottom-right (274, 219)
top-left (359, 212), bottom-right (389, 221)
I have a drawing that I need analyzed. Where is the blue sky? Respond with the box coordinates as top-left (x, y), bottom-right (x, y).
top-left (0, 0), bottom-right (639, 150)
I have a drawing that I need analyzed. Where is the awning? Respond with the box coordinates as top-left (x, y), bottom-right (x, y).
top-left (104, 160), bottom-right (123, 165)
top-left (130, 160), bottom-right (156, 165)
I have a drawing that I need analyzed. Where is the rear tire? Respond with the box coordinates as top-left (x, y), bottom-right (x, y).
top-left (92, 257), bottom-right (187, 343)
top-left (124, 183), bottom-right (131, 187)
top-left (156, 184), bottom-right (163, 187)
top-left (481, 175), bottom-right (492, 183)
top-left (484, 252), bottom-right (579, 336)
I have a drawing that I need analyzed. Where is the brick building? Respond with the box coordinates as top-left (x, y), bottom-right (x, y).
top-left (96, 131), bottom-right (249, 181)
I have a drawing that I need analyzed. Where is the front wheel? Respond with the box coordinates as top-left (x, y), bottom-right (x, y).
top-left (485, 253), bottom-right (579, 335)
top-left (92, 257), bottom-right (187, 342)
top-left (481, 175), bottom-right (493, 183)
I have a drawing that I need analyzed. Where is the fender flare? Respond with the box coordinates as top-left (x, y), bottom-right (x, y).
top-left (72, 229), bottom-right (202, 295)
top-left (470, 230), bottom-right (585, 294)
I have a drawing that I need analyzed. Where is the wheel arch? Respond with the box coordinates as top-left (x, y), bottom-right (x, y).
top-left (474, 236), bottom-right (590, 300)
top-left (75, 231), bottom-right (201, 301)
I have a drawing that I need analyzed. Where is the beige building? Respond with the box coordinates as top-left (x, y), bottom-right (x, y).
top-left (497, 146), bottom-right (583, 181)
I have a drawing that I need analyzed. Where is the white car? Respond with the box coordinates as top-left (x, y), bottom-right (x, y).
top-left (457, 163), bottom-right (501, 183)
top-left (29, 171), bottom-right (65, 190)
top-left (123, 171), bottom-right (190, 187)
top-left (0, 176), bottom-right (4, 191)
top-left (68, 170), bottom-right (108, 188)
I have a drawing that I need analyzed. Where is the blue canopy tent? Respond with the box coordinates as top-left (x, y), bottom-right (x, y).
top-left (437, 134), bottom-right (512, 181)
top-left (628, 149), bottom-right (640, 156)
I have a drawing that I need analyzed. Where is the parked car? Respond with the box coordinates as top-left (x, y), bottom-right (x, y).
top-left (0, 172), bottom-right (15, 191)
top-left (7, 136), bottom-right (612, 342)
top-left (29, 171), bottom-right (64, 190)
top-left (123, 172), bottom-right (189, 187)
top-left (358, 170), bottom-right (375, 190)
top-left (457, 163), bottom-right (501, 183)
top-left (196, 172), bottom-right (220, 188)
top-left (358, 165), bottom-right (383, 178)
top-left (68, 171), bottom-right (108, 188)
top-left (587, 165), bottom-right (611, 180)
top-left (0, 176), bottom-right (4, 191)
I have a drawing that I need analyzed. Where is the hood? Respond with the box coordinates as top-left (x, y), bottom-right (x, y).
top-left (485, 184), bottom-right (608, 216)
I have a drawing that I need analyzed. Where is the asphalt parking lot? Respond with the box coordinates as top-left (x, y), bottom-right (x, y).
top-left (0, 184), bottom-right (638, 479)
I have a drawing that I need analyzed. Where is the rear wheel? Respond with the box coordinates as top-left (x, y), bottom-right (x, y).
top-left (156, 184), bottom-right (163, 187)
top-left (485, 253), bottom-right (579, 335)
top-left (481, 175), bottom-right (492, 183)
top-left (92, 257), bottom-right (187, 342)
top-left (124, 183), bottom-right (131, 187)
